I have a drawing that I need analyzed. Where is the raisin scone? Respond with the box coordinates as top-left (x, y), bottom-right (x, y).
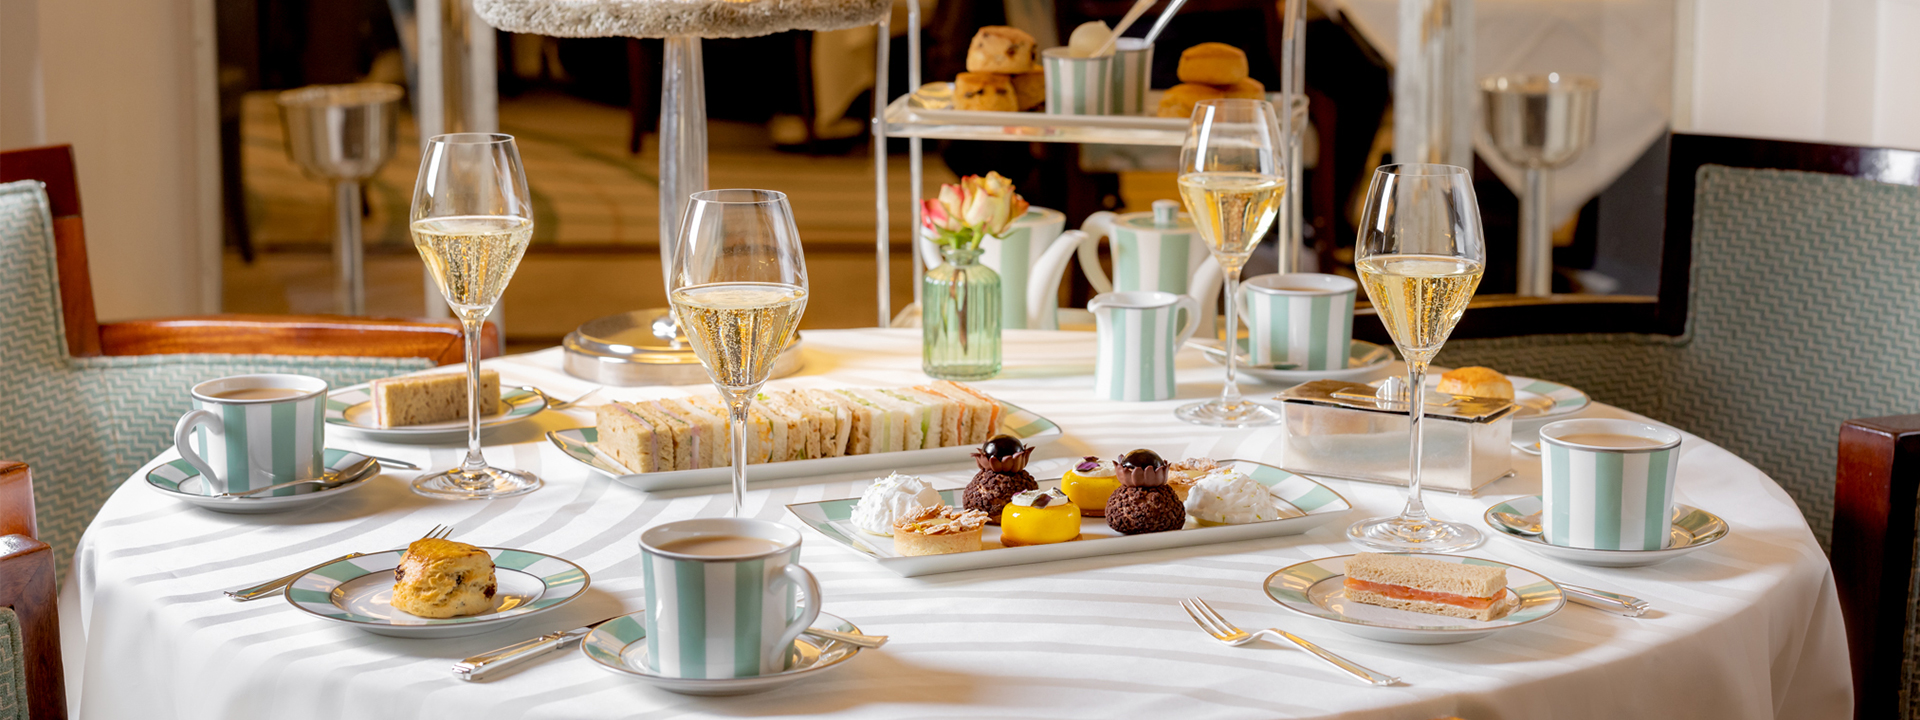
top-left (391, 538), bottom-right (497, 618)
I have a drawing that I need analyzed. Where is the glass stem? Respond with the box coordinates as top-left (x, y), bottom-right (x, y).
top-left (1219, 267), bottom-right (1244, 407)
top-left (1400, 359), bottom-right (1430, 523)
top-left (459, 317), bottom-right (488, 482)
top-left (727, 393), bottom-right (752, 517)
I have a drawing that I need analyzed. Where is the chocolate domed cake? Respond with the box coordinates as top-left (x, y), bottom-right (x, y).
top-left (1105, 449), bottom-right (1187, 534)
top-left (963, 435), bottom-right (1037, 524)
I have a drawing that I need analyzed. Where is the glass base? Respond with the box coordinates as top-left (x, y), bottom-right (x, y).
top-left (1175, 398), bottom-right (1281, 427)
top-left (922, 364), bottom-right (1001, 381)
top-left (1346, 515), bottom-right (1484, 553)
top-left (412, 466), bottom-right (542, 500)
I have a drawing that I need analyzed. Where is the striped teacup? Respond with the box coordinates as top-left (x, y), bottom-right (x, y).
top-left (1107, 39), bottom-right (1154, 116)
top-left (1042, 48), bottom-right (1113, 115)
top-left (639, 518), bottom-right (822, 679)
top-left (1540, 419), bottom-right (1683, 551)
top-left (1090, 291), bottom-right (1202, 402)
top-left (1241, 273), bottom-right (1356, 371)
top-left (172, 374), bottom-right (329, 496)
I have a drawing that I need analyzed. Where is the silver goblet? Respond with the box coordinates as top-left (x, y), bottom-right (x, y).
top-left (1479, 73), bottom-right (1598, 297)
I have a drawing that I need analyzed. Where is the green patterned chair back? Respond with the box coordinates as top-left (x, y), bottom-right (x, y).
top-left (1441, 165), bottom-right (1920, 549)
top-left (0, 180), bottom-right (432, 576)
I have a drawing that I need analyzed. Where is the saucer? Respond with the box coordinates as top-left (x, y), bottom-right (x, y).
top-left (1263, 553), bottom-right (1565, 645)
top-left (144, 449), bottom-right (376, 513)
top-left (1483, 496), bottom-right (1730, 567)
top-left (325, 383), bottom-right (547, 443)
top-left (284, 547), bottom-right (588, 639)
top-left (1198, 339), bottom-right (1396, 384)
top-left (581, 611), bottom-right (865, 695)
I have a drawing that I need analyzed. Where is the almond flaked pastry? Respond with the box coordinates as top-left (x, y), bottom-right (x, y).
top-left (893, 505), bottom-right (989, 535)
top-left (1167, 457), bottom-right (1220, 501)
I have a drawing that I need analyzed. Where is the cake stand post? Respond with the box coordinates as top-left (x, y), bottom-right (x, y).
top-left (906, 1), bottom-right (924, 310)
top-left (658, 35), bottom-right (708, 285)
top-left (872, 17), bottom-right (893, 327)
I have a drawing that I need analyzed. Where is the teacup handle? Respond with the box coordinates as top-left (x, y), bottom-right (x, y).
top-left (173, 409), bottom-right (224, 494)
top-left (1171, 294), bottom-right (1203, 347)
top-left (1076, 211), bottom-right (1116, 294)
top-left (768, 563), bottom-right (823, 671)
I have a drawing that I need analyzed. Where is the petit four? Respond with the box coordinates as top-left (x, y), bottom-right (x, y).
top-left (851, 472), bottom-right (944, 536)
top-left (391, 538), bottom-right (497, 618)
top-left (963, 435), bottom-right (1038, 524)
top-left (1168, 457), bottom-right (1221, 502)
top-left (1105, 449), bottom-right (1187, 535)
top-left (1343, 552), bottom-right (1515, 621)
top-left (1438, 366), bottom-right (1514, 400)
top-left (892, 505), bottom-right (989, 556)
top-left (1183, 467), bottom-right (1289, 525)
top-left (370, 370), bottom-right (500, 427)
top-left (1061, 456), bottom-right (1119, 517)
top-left (1001, 488), bottom-right (1081, 547)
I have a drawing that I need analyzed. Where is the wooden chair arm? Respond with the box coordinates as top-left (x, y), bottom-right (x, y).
top-left (0, 534), bottom-right (66, 720)
top-left (0, 461), bottom-right (32, 539)
top-left (97, 315), bottom-right (502, 366)
top-left (1833, 414), bottom-right (1920, 720)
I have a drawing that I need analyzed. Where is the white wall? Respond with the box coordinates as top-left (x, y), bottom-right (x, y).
top-left (1682, 0), bottom-right (1920, 151)
top-left (8, 0), bottom-right (220, 320)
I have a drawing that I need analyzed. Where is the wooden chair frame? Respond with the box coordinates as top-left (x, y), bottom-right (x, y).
top-left (1836, 416), bottom-right (1920, 720)
top-left (0, 461), bottom-right (66, 720)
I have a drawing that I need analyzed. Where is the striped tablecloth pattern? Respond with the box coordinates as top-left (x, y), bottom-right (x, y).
top-left (64, 330), bottom-right (1850, 719)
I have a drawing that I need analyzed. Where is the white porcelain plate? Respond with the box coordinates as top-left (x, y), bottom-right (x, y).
top-left (284, 547), bottom-right (589, 639)
top-left (143, 449), bottom-right (375, 514)
top-left (1198, 339), bottom-right (1396, 384)
top-left (325, 383), bottom-right (547, 442)
top-left (790, 459), bottom-right (1352, 577)
top-left (547, 400), bottom-right (1063, 492)
top-left (1483, 496), bottom-right (1730, 568)
top-left (581, 611), bottom-right (865, 696)
top-left (1263, 553), bottom-right (1565, 644)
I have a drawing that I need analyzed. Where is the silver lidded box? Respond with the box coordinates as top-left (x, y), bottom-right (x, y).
top-left (563, 309), bottom-right (804, 386)
top-left (1277, 379), bottom-right (1516, 495)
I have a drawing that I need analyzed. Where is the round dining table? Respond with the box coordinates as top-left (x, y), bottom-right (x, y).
top-left (62, 329), bottom-right (1851, 719)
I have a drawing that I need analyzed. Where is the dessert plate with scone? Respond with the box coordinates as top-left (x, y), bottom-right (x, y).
top-left (144, 449), bottom-right (379, 513)
top-left (325, 371), bottom-right (548, 442)
top-left (1263, 553), bottom-right (1566, 644)
top-left (283, 539), bottom-right (588, 638)
top-left (579, 611), bottom-right (868, 695)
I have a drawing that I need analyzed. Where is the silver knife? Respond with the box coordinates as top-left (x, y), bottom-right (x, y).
top-left (1561, 583), bottom-right (1652, 617)
top-left (225, 552), bottom-right (371, 601)
top-left (454, 615), bottom-right (621, 681)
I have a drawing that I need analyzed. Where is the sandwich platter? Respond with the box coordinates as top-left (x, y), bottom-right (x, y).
top-left (1263, 554), bottom-right (1566, 645)
top-left (788, 460), bottom-right (1352, 577)
top-left (548, 401), bottom-right (1063, 492)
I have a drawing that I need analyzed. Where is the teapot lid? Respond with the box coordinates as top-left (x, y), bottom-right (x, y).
top-left (1151, 199), bottom-right (1180, 227)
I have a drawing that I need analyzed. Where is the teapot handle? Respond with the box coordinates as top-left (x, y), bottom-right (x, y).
top-left (1028, 230), bottom-right (1087, 330)
top-left (1076, 212), bottom-right (1117, 294)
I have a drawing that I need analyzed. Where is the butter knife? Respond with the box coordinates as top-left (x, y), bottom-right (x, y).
top-left (454, 615), bottom-right (621, 681)
top-left (225, 552), bottom-right (370, 601)
top-left (1561, 583), bottom-right (1652, 617)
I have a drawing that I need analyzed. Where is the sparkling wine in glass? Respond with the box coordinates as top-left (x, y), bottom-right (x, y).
top-left (408, 133), bottom-right (540, 499)
top-left (668, 189), bottom-right (809, 516)
top-left (1175, 99), bottom-right (1288, 427)
top-left (1347, 164), bottom-right (1486, 552)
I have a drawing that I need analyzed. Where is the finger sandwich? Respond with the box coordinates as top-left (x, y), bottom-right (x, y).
top-left (1342, 552), bottom-right (1516, 621)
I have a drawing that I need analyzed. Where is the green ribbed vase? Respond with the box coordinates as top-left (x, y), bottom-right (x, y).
top-left (922, 246), bottom-right (1002, 380)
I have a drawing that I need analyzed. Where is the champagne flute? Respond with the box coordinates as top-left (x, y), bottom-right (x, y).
top-left (1175, 99), bottom-right (1287, 427)
top-left (669, 189), bottom-right (809, 516)
top-left (1347, 164), bottom-right (1486, 552)
top-left (408, 133), bottom-right (541, 499)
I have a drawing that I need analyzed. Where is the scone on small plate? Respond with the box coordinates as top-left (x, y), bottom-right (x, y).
top-left (391, 538), bottom-right (498, 618)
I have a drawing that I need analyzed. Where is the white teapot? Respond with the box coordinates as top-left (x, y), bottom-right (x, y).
top-left (1076, 199), bottom-right (1223, 334)
top-left (920, 206), bottom-right (1085, 330)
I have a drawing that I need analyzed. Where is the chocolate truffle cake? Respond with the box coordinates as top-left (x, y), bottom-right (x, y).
top-left (962, 435), bottom-right (1037, 524)
top-left (1105, 449), bottom-right (1187, 535)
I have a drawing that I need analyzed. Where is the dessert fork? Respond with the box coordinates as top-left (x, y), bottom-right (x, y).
top-left (1181, 598), bottom-right (1399, 686)
top-left (225, 525), bottom-right (453, 601)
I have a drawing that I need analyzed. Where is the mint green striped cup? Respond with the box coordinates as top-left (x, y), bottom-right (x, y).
top-left (1108, 39), bottom-right (1153, 116)
top-left (1541, 419), bottom-right (1683, 551)
top-left (1241, 273), bottom-right (1356, 371)
top-left (1090, 291), bottom-right (1201, 401)
top-left (172, 374), bottom-right (329, 496)
top-left (639, 518), bottom-right (821, 679)
top-left (1042, 48), bottom-right (1113, 115)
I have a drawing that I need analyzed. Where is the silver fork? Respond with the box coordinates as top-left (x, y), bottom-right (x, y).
top-left (1181, 598), bottom-right (1399, 686)
top-left (523, 386), bottom-right (600, 411)
top-left (225, 525), bottom-right (453, 601)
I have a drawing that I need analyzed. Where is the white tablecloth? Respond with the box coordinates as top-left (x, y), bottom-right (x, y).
top-left (63, 330), bottom-right (1850, 718)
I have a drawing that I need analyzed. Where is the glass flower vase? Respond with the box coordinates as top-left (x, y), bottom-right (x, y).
top-left (922, 245), bottom-right (1002, 380)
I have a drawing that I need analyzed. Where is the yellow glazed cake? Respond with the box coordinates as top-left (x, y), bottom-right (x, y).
top-left (1061, 456), bottom-right (1120, 517)
top-left (1001, 488), bottom-right (1081, 546)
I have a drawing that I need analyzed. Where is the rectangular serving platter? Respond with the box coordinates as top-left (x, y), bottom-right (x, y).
top-left (787, 460), bottom-right (1352, 577)
top-left (547, 401), bottom-right (1062, 492)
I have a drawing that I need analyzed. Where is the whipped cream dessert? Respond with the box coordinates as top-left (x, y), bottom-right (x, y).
top-left (1182, 467), bottom-right (1290, 525)
top-left (851, 472), bottom-right (944, 536)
